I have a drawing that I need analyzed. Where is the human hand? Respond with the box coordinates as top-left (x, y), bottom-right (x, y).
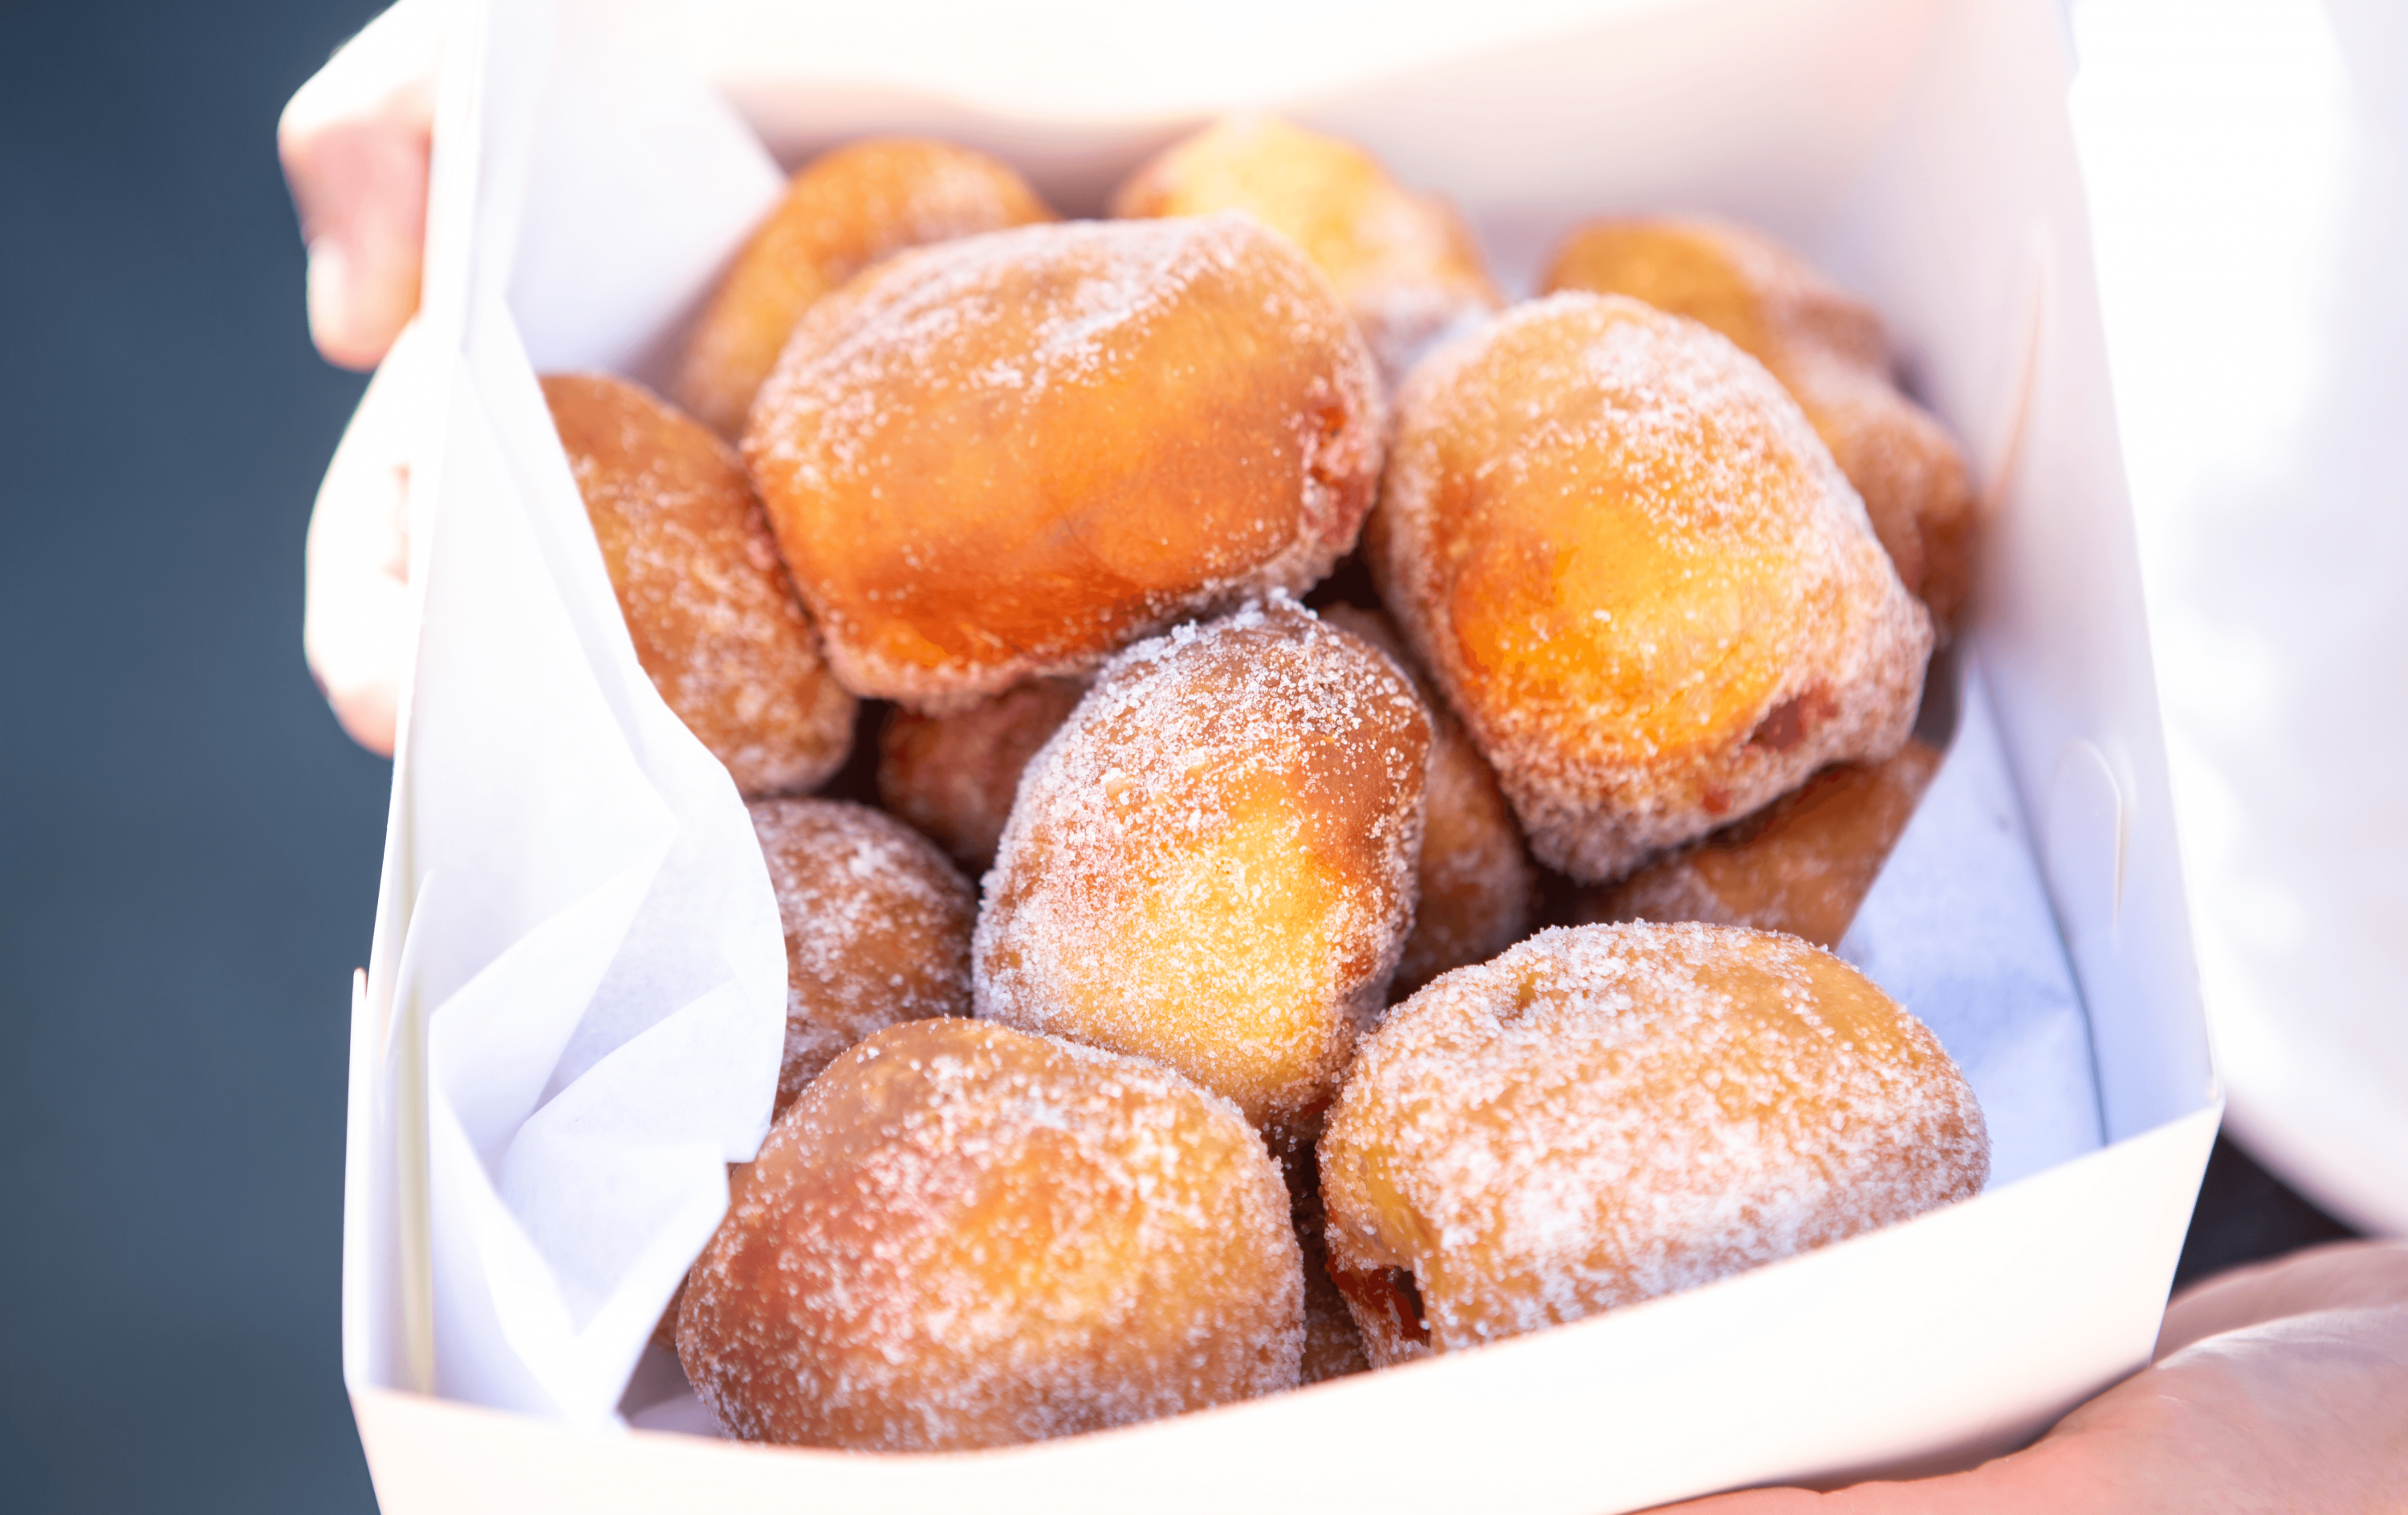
top-left (281, 0), bottom-right (441, 754)
top-left (1658, 1239), bottom-right (2408, 1512)
top-left (280, 0), bottom-right (437, 371)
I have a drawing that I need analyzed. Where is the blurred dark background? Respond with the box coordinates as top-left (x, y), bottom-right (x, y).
top-left (0, 2), bottom-right (2360, 1511)
top-left (2, 1), bottom-right (385, 1511)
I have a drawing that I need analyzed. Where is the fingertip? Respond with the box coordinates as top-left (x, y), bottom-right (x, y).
top-left (326, 672), bottom-right (401, 759)
top-left (306, 591), bottom-right (408, 758)
top-left (307, 236), bottom-right (420, 371)
top-left (282, 2), bottom-right (438, 370)
top-left (305, 240), bottom-right (373, 369)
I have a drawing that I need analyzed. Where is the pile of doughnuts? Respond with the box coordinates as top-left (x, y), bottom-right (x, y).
top-left (541, 120), bottom-right (1991, 1452)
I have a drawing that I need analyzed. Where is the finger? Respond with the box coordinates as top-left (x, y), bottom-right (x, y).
top-left (304, 323), bottom-right (429, 755)
top-left (279, 0), bottom-right (443, 371)
top-left (1650, 1424), bottom-right (2187, 1515)
top-left (2156, 1239), bottom-right (2408, 1361)
top-left (1652, 1451), bottom-right (2107, 1514)
top-left (2061, 1302), bottom-right (2408, 1509)
top-left (1662, 1290), bottom-right (2408, 1514)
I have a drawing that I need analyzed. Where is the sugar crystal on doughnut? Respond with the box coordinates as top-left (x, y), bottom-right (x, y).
top-left (543, 373), bottom-right (855, 797)
top-left (1320, 604), bottom-right (1536, 995)
top-left (876, 676), bottom-right (1086, 871)
top-left (672, 138), bottom-right (1052, 437)
top-left (1111, 116), bottom-right (1501, 382)
top-left (974, 595), bottom-right (1427, 1130)
top-left (1544, 217), bottom-right (1977, 630)
top-left (676, 1018), bottom-right (1302, 1449)
top-left (748, 798), bottom-right (976, 1108)
top-left (745, 214), bottom-right (1385, 709)
top-left (1367, 292), bottom-right (1932, 882)
top-left (1577, 739), bottom-right (1942, 948)
top-left (1319, 922), bottom-right (1987, 1364)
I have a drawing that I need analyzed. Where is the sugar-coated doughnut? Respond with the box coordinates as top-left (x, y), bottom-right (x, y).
top-left (875, 677), bottom-right (1085, 872)
top-left (1111, 116), bottom-right (1501, 381)
top-left (1577, 739), bottom-right (1942, 948)
top-left (974, 597), bottom-right (1427, 1131)
top-left (1544, 218), bottom-right (1977, 629)
top-left (675, 1017), bottom-right (1303, 1449)
top-left (1320, 605), bottom-right (1536, 997)
top-left (671, 139), bottom-right (1052, 438)
top-left (1320, 923), bottom-right (1987, 1364)
top-left (744, 214), bottom-right (1385, 709)
top-left (747, 798), bottom-right (975, 1109)
top-left (542, 373), bottom-right (854, 797)
top-left (1366, 293), bottom-right (1931, 883)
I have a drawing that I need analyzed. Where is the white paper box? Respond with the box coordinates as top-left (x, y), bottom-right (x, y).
top-left (343, 0), bottom-right (2222, 1507)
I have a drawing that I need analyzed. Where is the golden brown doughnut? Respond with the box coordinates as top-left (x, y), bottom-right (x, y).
top-left (675, 1017), bottom-right (1303, 1449)
top-left (974, 597), bottom-right (1428, 1131)
top-left (1111, 115), bottom-right (1501, 381)
top-left (874, 677), bottom-right (1086, 872)
top-left (671, 138), bottom-right (1052, 438)
top-left (541, 373), bottom-right (855, 797)
top-left (1320, 923), bottom-right (1987, 1364)
top-left (1576, 738), bottom-right (1942, 948)
top-left (747, 798), bottom-right (975, 1109)
top-left (1319, 605), bottom-right (1536, 996)
top-left (1365, 292), bottom-right (1931, 883)
top-left (744, 214), bottom-right (1385, 709)
top-left (1543, 218), bottom-right (1978, 629)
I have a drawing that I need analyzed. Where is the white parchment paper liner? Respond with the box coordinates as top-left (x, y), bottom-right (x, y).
top-left (358, 0), bottom-right (795, 1428)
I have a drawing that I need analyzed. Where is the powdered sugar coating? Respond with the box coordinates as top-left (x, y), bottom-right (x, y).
top-left (1579, 738), bottom-right (1942, 948)
top-left (676, 1018), bottom-right (1303, 1450)
top-left (1110, 116), bottom-right (1502, 384)
top-left (1320, 923), bottom-right (1987, 1365)
top-left (745, 214), bottom-right (1385, 709)
top-left (877, 676), bottom-right (1087, 871)
top-left (974, 596), bottom-right (1428, 1130)
top-left (1788, 358), bottom-right (1979, 633)
top-left (673, 138), bottom-right (1053, 438)
top-left (1321, 605), bottom-right (1536, 995)
top-left (545, 374), bottom-right (856, 796)
top-left (1543, 217), bottom-right (1977, 629)
top-left (747, 798), bottom-right (975, 1108)
top-left (1366, 292), bottom-right (1932, 882)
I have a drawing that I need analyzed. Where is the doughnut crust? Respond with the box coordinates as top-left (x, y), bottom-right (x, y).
top-left (974, 598), bottom-right (1428, 1130)
top-left (1577, 739), bottom-right (1942, 948)
top-left (1111, 116), bottom-right (1501, 380)
top-left (748, 798), bottom-right (976, 1109)
top-left (672, 138), bottom-right (1051, 437)
top-left (1544, 218), bottom-right (1977, 629)
top-left (542, 373), bottom-right (854, 796)
top-left (1320, 605), bottom-right (1535, 996)
top-left (1365, 293), bottom-right (1931, 883)
top-left (1320, 923), bottom-right (1987, 1365)
top-left (876, 677), bottom-right (1086, 871)
top-left (675, 1018), bottom-right (1303, 1450)
top-left (744, 214), bottom-right (1385, 709)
